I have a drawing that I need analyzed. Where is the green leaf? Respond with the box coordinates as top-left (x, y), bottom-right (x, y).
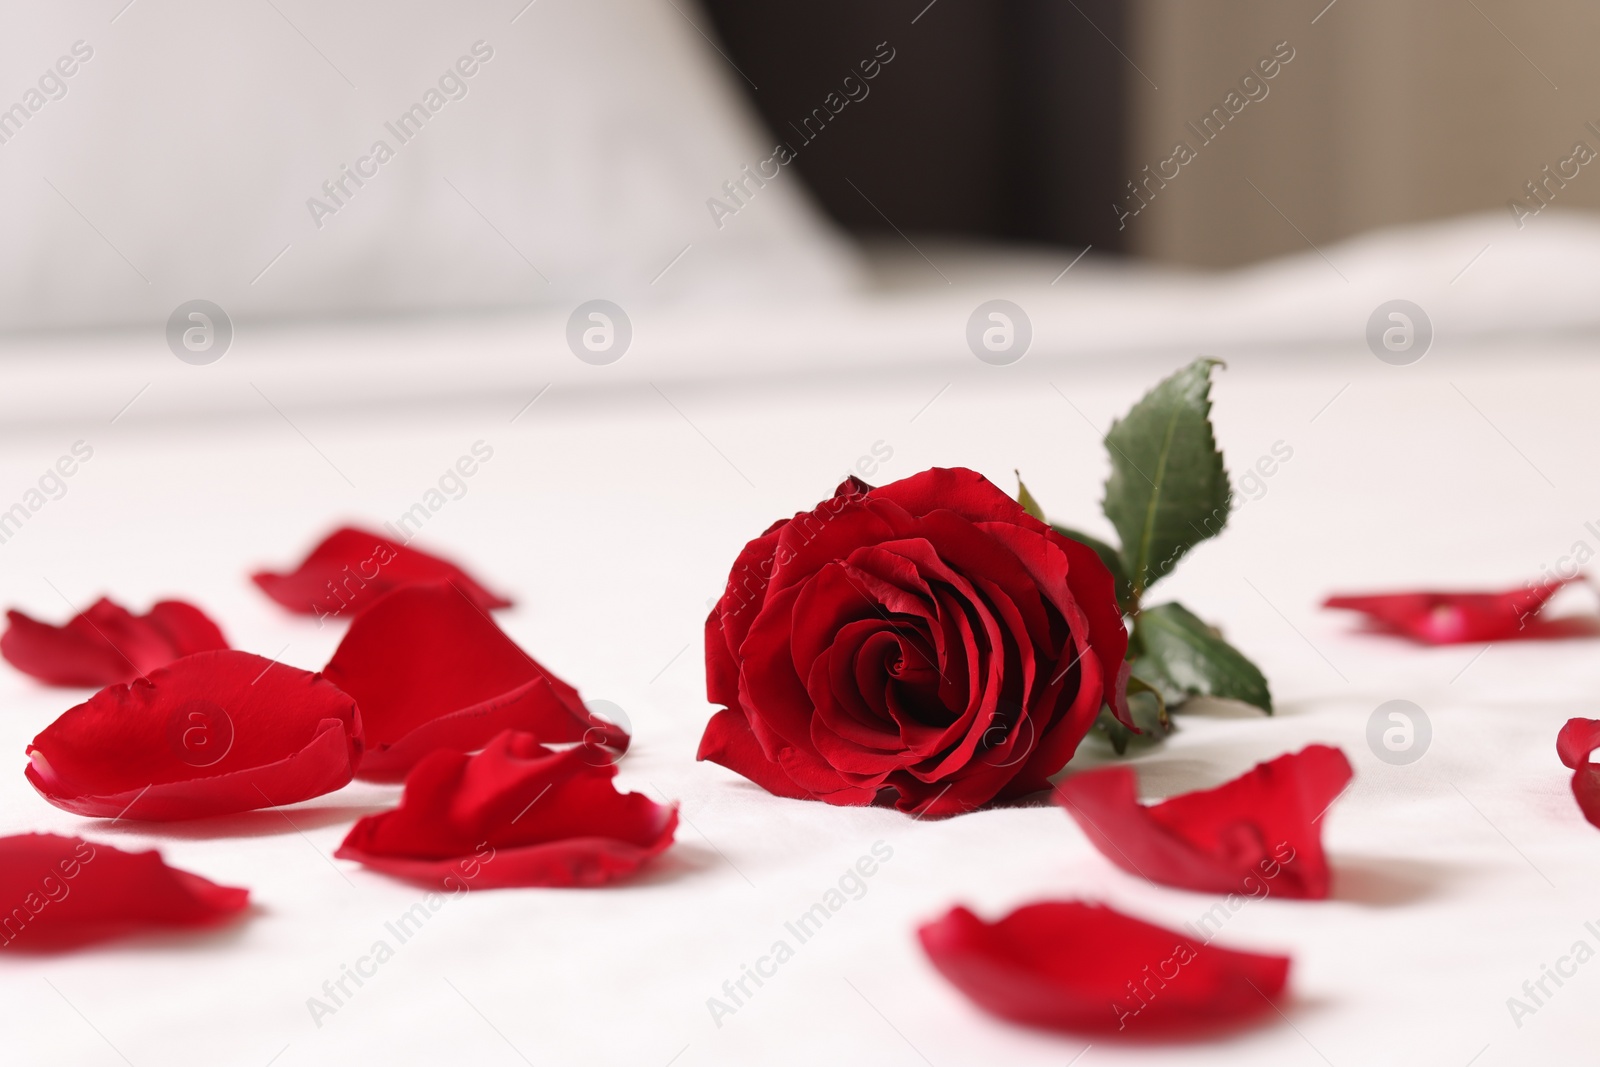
top-left (1051, 524), bottom-right (1134, 615)
top-left (1126, 673), bottom-right (1171, 730)
top-left (1092, 685), bottom-right (1173, 755)
top-left (1094, 707), bottom-right (1132, 755)
top-left (1015, 472), bottom-right (1046, 521)
top-left (1131, 601), bottom-right (1272, 714)
top-left (1102, 358), bottom-right (1231, 599)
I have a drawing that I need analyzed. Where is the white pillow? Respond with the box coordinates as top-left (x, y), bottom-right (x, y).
top-left (0, 0), bottom-right (861, 332)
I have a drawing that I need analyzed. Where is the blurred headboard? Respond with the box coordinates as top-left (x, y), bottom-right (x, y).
top-left (699, 0), bottom-right (1129, 251)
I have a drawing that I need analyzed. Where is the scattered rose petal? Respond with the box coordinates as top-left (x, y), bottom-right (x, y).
top-left (252, 526), bottom-right (511, 620)
top-left (1322, 578), bottom-right (1596, 644)
top-left (918, 900), bottom-right (1289, 1036)
top-left (1055, 745), bottom-right (1353, 899)
top-left (323, 583), bottom-right (627, 781)
top-left (336, 730), bottom-right (676, 888)
top-left (0, 834), bottom-right (248, 952)
top-left (26, 649), bottom-right (363, 821)
top-left (1557, 718), bottom-right (1600, 828)
top-left (1558, 718), bottom-right (1600, 771)
top-left (2, 598), bottom-right (227, 688)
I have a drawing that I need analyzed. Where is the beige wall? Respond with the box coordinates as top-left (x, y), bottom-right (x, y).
top-left (1126, 0), bottom-right (1600, 266)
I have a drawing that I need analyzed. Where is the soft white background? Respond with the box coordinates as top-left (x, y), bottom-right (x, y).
top-left (2, 218), bottom-right (1600, 1064)
top-left (0, 0), bottom-right (857, 331)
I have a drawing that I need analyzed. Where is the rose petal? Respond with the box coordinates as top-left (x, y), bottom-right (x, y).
top-left (0, 834), bottom-right (248, 951)
top-left (1557, 718), bottom-right (1600, 828)
top-left (712, 477), bottom-right (872, 658)
top-left (2, 598), bottom-right (227, 687)
top-left (695, 708), bottom-right (821, 801)
top-left (1055, 745), bottom-right (1352, 899)
top-left (336, 731), bottom-right (676, 888)
top-left (1558, 718), bottom-right (1600, 770)
top-left (1573, 769), bottom-right (1600, 830)
top-left (918, 900), bottom-right (1289, 1036)
top-left (26, 650), bottom-right (362, 821)
top-left (323, 583), bottom-right (625, 781)
top-left (873, 466), bottom-right (1131, 728)
top-left (982, 519), bottom-right (1132, 733)
top-left (1323, 578), bottom-right (1595, 644)
top-left (252, 526), bottom-right (511, 620)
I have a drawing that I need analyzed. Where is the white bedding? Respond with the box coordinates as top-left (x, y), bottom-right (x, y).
top-left (2, 214), bottom-right (1599, 1065)
top-left (6, 209), bottom-right (1598, 429)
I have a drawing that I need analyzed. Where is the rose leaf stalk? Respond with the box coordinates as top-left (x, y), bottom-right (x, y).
top-left (1017, 358), bottom-right (1272, 756)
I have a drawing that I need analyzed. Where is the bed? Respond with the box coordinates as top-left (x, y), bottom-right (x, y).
top-left (4, 211), bottom-right (1600, 1063)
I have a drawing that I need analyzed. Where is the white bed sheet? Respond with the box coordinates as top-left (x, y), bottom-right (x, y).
top-left (2, 218), bottom-right (1600, 1066)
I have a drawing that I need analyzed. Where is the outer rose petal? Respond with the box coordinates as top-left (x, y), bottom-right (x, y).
top-left (870, 465), bottom-right (1035, 526)
top-left (324, 583), bottom-right (625, 781)
top-left (707, 477), bottom-right (873, 697)
top-left (1056, 745), bottom-right (1352, 899)
top-left (26, 650), bottom-right (362, 821)
top-left (1323, 578), bottom-right (1596, 644)
top-left (918, 901), bottom-right (1289, 1036)
top-left (695, 708), bottom-right (819, 801)
top-left (1557, 718), bottom-right (1600, 828)
top-left (252, 526), bottom-right (511, 619)
top-left (0, 834), bottom-right (248, 951)
top-left (978, 517), bottom-right (1131, 746)
top-left (2, 598), bottom-right (227, 687)
top-left (336, 731), bottom-right (676, 888)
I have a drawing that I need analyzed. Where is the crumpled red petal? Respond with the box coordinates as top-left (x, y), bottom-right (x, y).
top-left (2, 598), bottom-right (227, 687)
top-left (323, 583), bottom-right (627, 781)
top-left (26, 649), bottom-right (363, 821)
top-left (1558, 718), bottom-right (1600, 770)
top-left (1323, 578), bottom-right (1596, 644)
top-left (1055, 745), bottom-right (1352, 899)
top-left (918, 900), bottom-right (1289, 1036)
top-left (0, 834), bottom-right (248, 951)
top-left (336, 730), bottom-right (676, 888)
top-left (252, 526), bottom-right (511, 620)
top-left (1557, 718), bottom-right (1600, 828)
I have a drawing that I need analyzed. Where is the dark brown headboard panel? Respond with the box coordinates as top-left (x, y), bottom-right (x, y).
top-left (698, 0), bottom-right (1130, 251)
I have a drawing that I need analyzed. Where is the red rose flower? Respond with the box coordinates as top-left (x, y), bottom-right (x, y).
top-left (252, 526), bottom-right (511, 621)
top-left (2, 597), bottom-right (227, 687)
top-left (336, 730), bottom-right (677, 888)
top-left (699, 468), bottom-right (1129, 816)
top-left (918, 900), bottom-right (1289, 1036)
top-left (322, 583), bottom-right (627, 781)
top-left (26, 650), bottom-right (363, 820)
top-left (1055, 745), bottom-right (1353, 898)
top-left (0, 834), bottom-right (248, 951)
